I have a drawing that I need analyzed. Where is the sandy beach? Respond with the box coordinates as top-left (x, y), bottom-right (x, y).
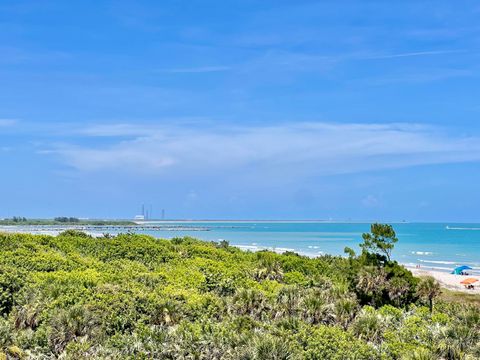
top-left (408, 267), bottom-right (480, 295)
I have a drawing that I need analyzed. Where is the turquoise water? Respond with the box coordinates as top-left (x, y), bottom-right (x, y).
top-left (3, 221), bottom-right (480, 273)
top-left (130, 221), bottom-right (480, 273)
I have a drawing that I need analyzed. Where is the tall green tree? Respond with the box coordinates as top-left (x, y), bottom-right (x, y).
top-left (360, 223), bottom-right (398, 261)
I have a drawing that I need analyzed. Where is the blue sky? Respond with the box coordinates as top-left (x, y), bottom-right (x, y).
top-left (1, 0), bottom-right (480, 221)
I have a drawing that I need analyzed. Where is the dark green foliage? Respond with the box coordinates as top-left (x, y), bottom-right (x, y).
top-left (54, 217), bottom-right (80, 223)
top-left (8, 217), bottom-right (27, 223)
top-left (0, 230), bottom-right (477, 358)
top-left (58, 229), bottom-right (92, 238)
top-left (361, 223), bottom-right (398, 261)
top-left (416, 276), bottom-right (442, 313)
top-left (353, 262), bottom-right (418, 308)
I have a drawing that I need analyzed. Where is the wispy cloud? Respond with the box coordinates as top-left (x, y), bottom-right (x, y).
top-left (364, 49), bottom-right (465, 60)
top-left (78, 123), bottom-right (164, 137)
top-left (0, 46), bottom-right (71, 65)
top-left (365, 68), bottom-right (472, 85)
top-left (0, 119), bottom-right (17, 127)
top-left (158, 66), bottom-right (231, 73)
top-left (44, 122), bottom-right (480, 182)
top-left (214, 48), bottom-right (464, 79)
top-left (75, 119), bottom-right (208, 137)
top-left (362, 195), bottom-right (381, 208)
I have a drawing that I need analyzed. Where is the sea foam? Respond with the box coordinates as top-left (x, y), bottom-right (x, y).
top-left (411, 251), bottom-right (433, 255)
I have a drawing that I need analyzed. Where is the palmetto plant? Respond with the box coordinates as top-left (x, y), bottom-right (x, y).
top-left (0, 318), bottom-right (12, 349)
top-left (435, 325), bottom-right (479, 360)
top-left (356, 267), bottom-right (387, 306)
top-left (457, 306), bottom-right (480, 329)
top-left (301, 290), bottom-right (335, 325)
top-left (351, 310), bottom-right (384, 344)
top-left (251, 334), bottom-right (297, 360)
top-left (275, 285), bottom-right (302, 318)
top-left (13, 290), bottom-right (44, 331)
top-left (416, 276), bottom-right (441, 313)
top-left (387, 277), bottom-right (411, 307)
top-left (254, 253), bottom-right (284, 282)
top-left (48, 305), bottom-right (100, 354)
top-left (402, 347), bottom-right (437, 360)
top-left (254, 263), bottom-right (284, 282)
top-left (232, 288), bottom-right (267, 318)
top-left (334, 297), bottom-right (359, 329)
top-left (151, 299), bottom-right (181, 326)
top-left (14, 303), bottom-right (42, 332)
top-left (328, 282), bottom-right (350, 300)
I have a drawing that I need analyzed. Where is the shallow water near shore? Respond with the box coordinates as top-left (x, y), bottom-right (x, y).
top-left (3, 221), bottom-right (480, 274)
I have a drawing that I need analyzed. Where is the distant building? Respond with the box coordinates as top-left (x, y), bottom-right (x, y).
top-left (134, 215), bottom-right (145, 221)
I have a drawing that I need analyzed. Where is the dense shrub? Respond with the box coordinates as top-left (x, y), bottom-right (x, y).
top-left (0, 232), bottom-right (477, 358)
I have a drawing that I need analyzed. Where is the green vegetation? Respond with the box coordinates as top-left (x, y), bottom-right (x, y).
top-left (416, 276), bottom-right (442, 313)
top-left (0, 224), bottom-right (478, 359)
top-left (53, 217), bottom-right (81, 223)
top-left (0, 217), bottom-right (135, 226)
top-left (360, 223), bottom-right (398, 262)
top-left (440, 289), bottom-right (480, 307)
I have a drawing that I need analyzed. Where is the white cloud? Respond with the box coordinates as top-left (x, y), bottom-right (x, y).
top-left (362, 195), bottom-right (380, 208)
top-left (157, 66), bottom-right (231, 73)
top-left (47, 122), bottom-right (480, 180)
top-left (0, 119), bottom-right (17, 127)
top-left (79, 123), bottom-right (162, 137)
top-left (77, 120), bottom-right (206, 137)
top-left (363, 49), bottom-right (464, 60)
top-left (365, 68), bottom-right (471, 85)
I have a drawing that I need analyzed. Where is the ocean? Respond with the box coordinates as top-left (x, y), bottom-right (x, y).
top-left (3, 221), bottom-right (480, 274)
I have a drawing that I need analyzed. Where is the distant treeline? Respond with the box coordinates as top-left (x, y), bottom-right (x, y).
top-left (54, 217), bottom-right (80, 223)
top-left (0, 217), bottom-right (135, 226)
top-left (6, 217), bottom-right (27, 223)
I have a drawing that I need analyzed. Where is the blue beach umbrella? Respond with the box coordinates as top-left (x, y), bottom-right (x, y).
top-left (451, 265), bottom-right (472, 275)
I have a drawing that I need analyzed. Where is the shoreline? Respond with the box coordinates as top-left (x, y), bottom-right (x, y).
top-left (407, 266), bottom-right (480, 294)
top-left (1, 228), bottom-right (479, 295)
